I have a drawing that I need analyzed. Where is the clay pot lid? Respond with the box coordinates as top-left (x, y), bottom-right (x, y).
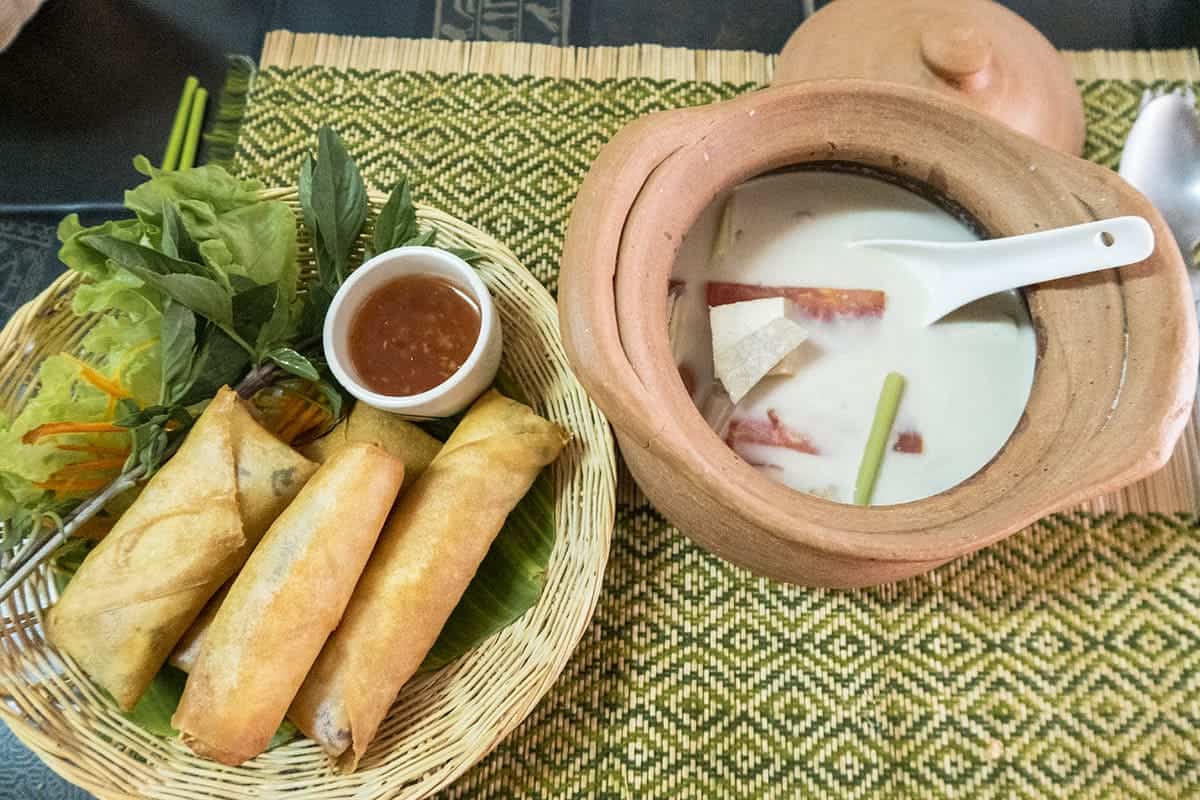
top-left (773, 0), bottom-right (1085, 155)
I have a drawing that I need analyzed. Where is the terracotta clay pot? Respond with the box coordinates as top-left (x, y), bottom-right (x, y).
top-left (559, 79), bottom-right (1197, 588)
top-left (773, 0), bottom-right (1086, 155)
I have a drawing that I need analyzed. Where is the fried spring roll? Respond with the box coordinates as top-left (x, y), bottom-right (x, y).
top-left (166, 396), bottom-right (320, 675)
top-left (169, 583), bottom-right (228, 673)
top-left (170, 404), bottom-right (440, 672)
top-left (47, 388), bottom-right (315, 710)
top-left (172, 443), bottom-right (405, 766)
top-left (289, 390), bottom-right (566, 771)
top-left (299, 402), bottom-right (441, 486)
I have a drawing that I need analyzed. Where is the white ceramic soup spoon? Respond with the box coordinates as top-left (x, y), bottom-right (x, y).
top-left (852, 216), bottom-right (1155, 325)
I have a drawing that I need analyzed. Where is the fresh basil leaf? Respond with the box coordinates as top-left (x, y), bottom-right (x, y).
top-left (297, 152), bottom-right (317, 241)
top-left (112, 398), bottom-right (143, 426)
top-left (404, 229), bottom-right (437, 248)
top-left (373, 177), bottom-right (419, 255)
top-left (231, 282), bottom-right (278, 346)
top-left (120, 402), bottom-right (193, 476)
top-left (312, 378), bottom-right (346, 424)
top-left (255, 283), bottom-right (294, 355)
top-left (135, 426), bottom-right (170, 474)
top-left (80, 236), bottom-right (235, 328)
top-left (312, 126), bottom-right (368, 283)
top-left (227, 274), bottom-right (260, 294)
top-left (134, 270), bottom-right (235, 330)
top-left (178, 325), bottom-right (253, 405)
top-left (78, 232), bottom-right (210, 280)
top-left (123, 665), bottom-right (187, 737)
top-left (160, 201), bottom-right (203, 264)
top-left (298, 150), bottom-right (338, 292)
top-left (114, 399), bottom-right (176, 430)
top-left (297, 283), bottom-right (335, 342)
top-left (266, 347), bottom-right (320, 382)
top-left (159, 211), bottom-right (178, 260)
top-left (313, 227), bottom-right (338, 294)
top-left (446, 247), bottom-right (486, 264)
top-left (160, 302), bottom-right (197, 405)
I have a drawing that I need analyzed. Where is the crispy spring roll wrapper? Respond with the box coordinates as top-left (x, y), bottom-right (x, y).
top-left (167, 401), bottom-right (319, 672)
top-left (172, 443), bottom-right (405, 766)
top-left (289, 390), bottom-right (567, 771)
top-left (299, 402), bottom-right (441, 487)
top-left (171, 404), bottom-right (438, 672)
top-left (44, 390), bottom-right (255, 709)
top-left (169, 583), bottom-right (228, 673)
top-left (48, 388), bottom-right (316, 709)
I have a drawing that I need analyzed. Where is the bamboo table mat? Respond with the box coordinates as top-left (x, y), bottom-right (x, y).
top-left (226, 32), bottom-right (1200, 797)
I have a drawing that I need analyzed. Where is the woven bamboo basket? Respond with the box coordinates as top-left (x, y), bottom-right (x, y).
top-left (0, 189), bottom-right (617, 799)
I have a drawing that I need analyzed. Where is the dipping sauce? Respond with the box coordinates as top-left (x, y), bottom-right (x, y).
top-left (670, 171), bottom-right (1037, 505)
top-left (348, 274), bottom-right (481, 396)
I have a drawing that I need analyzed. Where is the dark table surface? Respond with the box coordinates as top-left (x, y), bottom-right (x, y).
top-left (0, 1), bottom-right (1196, 797)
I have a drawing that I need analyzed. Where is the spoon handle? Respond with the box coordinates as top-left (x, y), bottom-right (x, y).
top-left (855, 216), bottom-right (1155, 324)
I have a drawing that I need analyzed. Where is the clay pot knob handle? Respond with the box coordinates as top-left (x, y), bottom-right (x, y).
top-left (920, 23), bottom-right (992, 90)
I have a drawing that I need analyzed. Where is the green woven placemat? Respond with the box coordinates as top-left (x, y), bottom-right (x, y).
top-left (230, 35), bottom-right (1200, 798)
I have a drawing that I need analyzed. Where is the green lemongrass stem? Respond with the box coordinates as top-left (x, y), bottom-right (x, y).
top-left (0, 467), bottom-right (144, 602)
top-left (178, 87), bottom-right (208, 170)
top-left (853, 372), bottom-right (906, 506)
top-left (161, 76), bottom-right (199, 171)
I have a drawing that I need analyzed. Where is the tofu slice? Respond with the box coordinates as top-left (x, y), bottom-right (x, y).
top-left (710, 298), bottom-right (808, 403)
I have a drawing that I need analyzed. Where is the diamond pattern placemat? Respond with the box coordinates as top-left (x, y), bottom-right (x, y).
top-left (228, 34), bottom-right (1200, 798)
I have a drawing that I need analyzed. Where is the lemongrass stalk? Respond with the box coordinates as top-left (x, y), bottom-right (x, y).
top-left (161, 76), bottom-right (199, 171)
top-left (178, 87), bottom-right (208, 170)
top-left (853, 372), bottom-right (906, 506)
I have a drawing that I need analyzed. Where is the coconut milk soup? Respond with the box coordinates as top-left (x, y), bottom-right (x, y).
top-left (669, 171), bottom-right (1037, 505)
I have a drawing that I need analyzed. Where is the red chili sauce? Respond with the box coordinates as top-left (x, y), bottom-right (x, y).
top-left (348, 274), bottom-right (481, 396)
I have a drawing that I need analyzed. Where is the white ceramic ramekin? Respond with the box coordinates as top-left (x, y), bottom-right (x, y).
top-left (323, 246), bottom-right (502, 419)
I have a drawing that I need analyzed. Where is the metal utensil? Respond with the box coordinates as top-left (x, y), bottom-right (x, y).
top-left (852, 216), bottom-right (1155, 325)
top-left (1119, 87), bottom-right (1200, 292)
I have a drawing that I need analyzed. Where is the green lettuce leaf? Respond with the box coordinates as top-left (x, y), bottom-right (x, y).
top-left (79, 313), bottom-right (163, 405)
top-left (0, 356), bottom-right (126, 488)
top-left (126, 155), bottom-right (262, 216)
top-left (57, 215), bottom-right (147, 281)
top-left (0, 471), bottom-right (38, 523)
top-left (72, 270), bottom-right (161, 321)
top-left (124, 156), bottom-right (297, 297)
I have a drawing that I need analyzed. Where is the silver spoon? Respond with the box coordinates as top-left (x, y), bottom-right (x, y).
top-left (1119, 87), bottom-right (1200, 287)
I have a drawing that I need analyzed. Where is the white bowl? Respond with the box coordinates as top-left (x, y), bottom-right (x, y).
top-left (324, 246), bottom-right (503, 418)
